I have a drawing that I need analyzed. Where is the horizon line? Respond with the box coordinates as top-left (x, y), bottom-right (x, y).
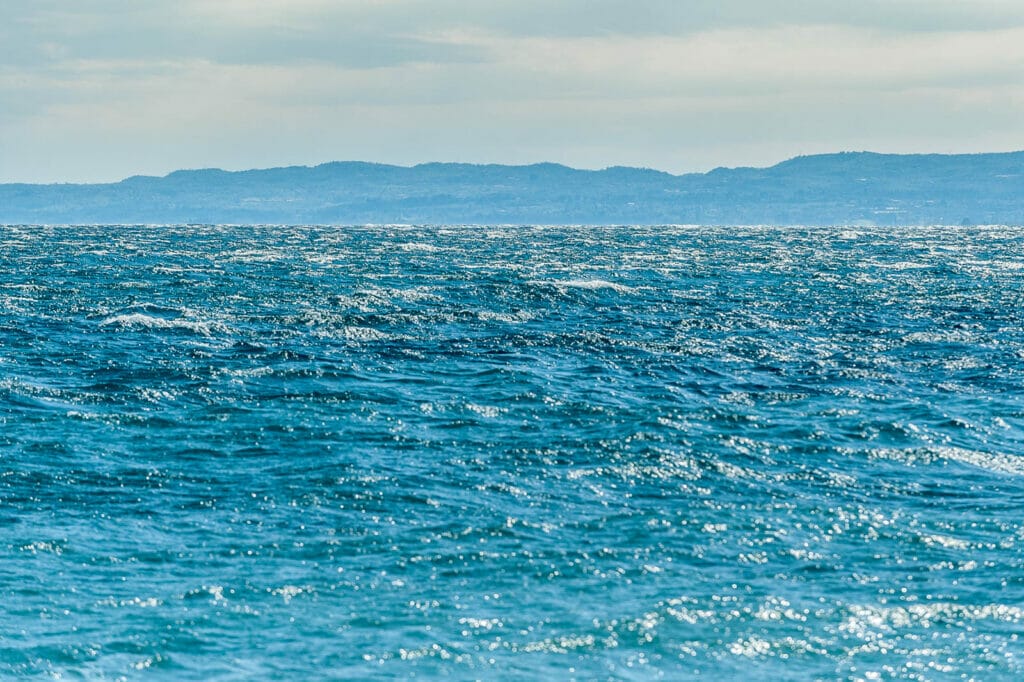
top-left (7, 148), bottom-right (1024, 187)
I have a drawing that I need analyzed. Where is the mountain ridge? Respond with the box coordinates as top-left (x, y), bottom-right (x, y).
top-left (3, 150), bottom-right (1023, 225)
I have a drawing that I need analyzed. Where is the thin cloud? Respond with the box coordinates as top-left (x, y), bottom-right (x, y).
top-left (2, 0), bottom-right (1024, 182)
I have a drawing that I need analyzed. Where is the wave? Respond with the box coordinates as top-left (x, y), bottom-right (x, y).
top-left (529, 278), bottom-right (636, 293)
top-left (870, 446), bottom-right (1024, 477)
top-left (99, 313), bottom-right (223, 336)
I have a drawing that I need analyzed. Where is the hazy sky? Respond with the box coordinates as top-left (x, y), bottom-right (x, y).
top-left (3, 0), bottom-right (1024, 182)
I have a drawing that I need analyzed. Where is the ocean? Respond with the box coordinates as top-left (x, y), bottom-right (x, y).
top-left (2, 224), bottom-right (1023, 679)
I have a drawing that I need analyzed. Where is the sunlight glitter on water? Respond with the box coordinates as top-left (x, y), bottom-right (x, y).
top-left (2, 224), bottom-right (1024, 678)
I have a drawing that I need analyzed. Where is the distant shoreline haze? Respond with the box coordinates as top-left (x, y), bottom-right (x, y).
top-left (2, 150), bottom-right (1023, 225)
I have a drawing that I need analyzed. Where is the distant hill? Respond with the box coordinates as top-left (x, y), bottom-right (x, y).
top-left (2, 151), bottom-right (1023, 225)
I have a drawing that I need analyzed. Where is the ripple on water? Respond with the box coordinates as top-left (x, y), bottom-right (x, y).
top-left (2, 224), bottom-right (1024, 679)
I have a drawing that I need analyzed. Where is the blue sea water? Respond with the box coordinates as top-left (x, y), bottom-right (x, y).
top-left (2, 224), bottom-right (1024, 680)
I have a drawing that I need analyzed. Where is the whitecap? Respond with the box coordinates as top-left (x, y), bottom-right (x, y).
top-left (465, 403), bottom-right (503, 418)
top-left (869, 446), bottom-right (1024, 477)
top-left (530, 279), bottom-right (635, 293)
top-left (920, 533), bottom-right (970, 550)
top-left (396, 242), bottom-right (441, 252)
top-left (476, 310), bottom-right (534, 323)
top-left (336, 326), bottom-right (390, 341)
top-left (99, 313), bottom-right (221, 336)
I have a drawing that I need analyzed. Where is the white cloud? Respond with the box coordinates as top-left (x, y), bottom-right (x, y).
top-left (471, 24), bottom-right (1024, 96)
top-left (2, 1), bottom-right (1024, 182)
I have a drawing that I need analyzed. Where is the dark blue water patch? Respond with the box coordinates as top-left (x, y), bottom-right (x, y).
top-left (2, 224), bottom-right (1024, 679)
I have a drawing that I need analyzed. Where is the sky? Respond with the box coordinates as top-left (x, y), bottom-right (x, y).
top-left (2, 0), bottom-right (1024, 183)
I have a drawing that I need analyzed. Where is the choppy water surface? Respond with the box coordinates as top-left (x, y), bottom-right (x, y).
top-left (3, 224), bottom-right (1024, 679)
